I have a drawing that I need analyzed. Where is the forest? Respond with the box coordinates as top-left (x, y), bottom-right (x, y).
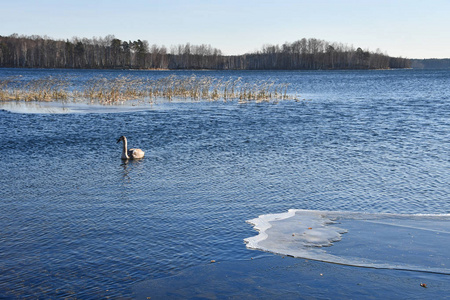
top-left (0, 34), bottom-right (411, 70)
top-left (411, 59), bottom-right (450, 69)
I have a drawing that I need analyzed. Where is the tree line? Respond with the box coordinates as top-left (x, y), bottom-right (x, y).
top-left (0, 34), bottom-right (410, 70)
top-left (411, 59), bottom-right (450, 69)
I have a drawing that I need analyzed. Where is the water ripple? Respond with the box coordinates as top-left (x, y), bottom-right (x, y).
top-left (0, 69), bottom-right (449, 298)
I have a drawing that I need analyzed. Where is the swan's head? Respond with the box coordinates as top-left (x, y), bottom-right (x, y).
top-left (117, 136), bottom-right (126, 143)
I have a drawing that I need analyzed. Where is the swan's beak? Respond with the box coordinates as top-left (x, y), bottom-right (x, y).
top-left (116, 138), bottom-right (121, 143)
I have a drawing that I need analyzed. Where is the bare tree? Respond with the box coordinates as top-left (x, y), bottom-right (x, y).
top-left (0, 34), bottom-right (409, 70)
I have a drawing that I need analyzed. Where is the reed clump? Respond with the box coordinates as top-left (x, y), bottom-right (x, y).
top-left (0, 76), bottom-right (69, 102)
top-left (146, 75), bottom-right (295, 103)
top-left (0, 75), bottom-right (297, 104)
top-left (80, 76), bottom-right (148, 104)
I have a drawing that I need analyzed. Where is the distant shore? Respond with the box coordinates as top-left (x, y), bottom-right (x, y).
top-left (2, 63), bottom-right (450, 71)
top-left (1, 35), bottom-right (410, 70)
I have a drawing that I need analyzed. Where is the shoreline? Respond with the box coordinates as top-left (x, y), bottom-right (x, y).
top-left (133, 255), bottom-right (449, 299)
top-left (0, 66), bottom-right (408, 71)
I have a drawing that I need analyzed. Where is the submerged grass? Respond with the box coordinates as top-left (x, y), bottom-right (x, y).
top-left (0, 75), bottom-right (297, 105)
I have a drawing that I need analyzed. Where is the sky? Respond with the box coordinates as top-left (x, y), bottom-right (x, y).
top-left (2, 0), bottom-right (449, 59)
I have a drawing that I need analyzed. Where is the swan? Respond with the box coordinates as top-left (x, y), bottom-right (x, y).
top-left (117, 136), bottom-right (145, 160)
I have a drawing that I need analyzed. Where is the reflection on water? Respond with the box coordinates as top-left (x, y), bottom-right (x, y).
top-left (120, 159), bottom-right (145, 183)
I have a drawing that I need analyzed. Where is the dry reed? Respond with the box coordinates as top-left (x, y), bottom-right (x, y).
top-left (0, 75), bottom-right (297, 104)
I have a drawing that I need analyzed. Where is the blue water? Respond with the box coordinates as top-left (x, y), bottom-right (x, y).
top-left (0, 69), bottom-right (449, 298)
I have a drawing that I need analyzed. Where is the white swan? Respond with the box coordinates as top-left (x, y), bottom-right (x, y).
top-left (117, 136), bottom-right (145, 160)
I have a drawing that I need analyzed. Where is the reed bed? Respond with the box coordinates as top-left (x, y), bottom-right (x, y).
top-left (0, 76), bottom-right (70, 102)
top-left (0, 75), bottom-right (297, 105)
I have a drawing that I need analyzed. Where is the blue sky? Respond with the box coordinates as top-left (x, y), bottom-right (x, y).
top-left (2, 0), bottom-right (449, 58)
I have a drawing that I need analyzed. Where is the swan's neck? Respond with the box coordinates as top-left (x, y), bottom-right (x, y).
top-left (121, 137), bottom-right (129, 159)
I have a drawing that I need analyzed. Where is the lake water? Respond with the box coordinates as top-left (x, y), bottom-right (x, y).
top-left (0, 68), bottom-right (449, 298)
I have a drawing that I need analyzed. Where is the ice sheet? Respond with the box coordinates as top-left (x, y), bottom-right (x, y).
top-left (0, 101), bottom-right (154, 114)
top-left (245, 209), bottom-right (450, 274)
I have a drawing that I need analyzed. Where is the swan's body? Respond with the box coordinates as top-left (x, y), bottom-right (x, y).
top-left (117, 136), bottom-right (145, 160)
